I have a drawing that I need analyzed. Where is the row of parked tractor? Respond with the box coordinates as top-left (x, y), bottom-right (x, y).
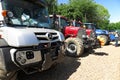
top-left (49, 14), bottom-right (114, 57)
top-left (0, 0), bottom-right (115, 80)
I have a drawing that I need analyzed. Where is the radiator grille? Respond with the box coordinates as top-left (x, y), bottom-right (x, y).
top-left (34, 32), bottom-right (59, 41)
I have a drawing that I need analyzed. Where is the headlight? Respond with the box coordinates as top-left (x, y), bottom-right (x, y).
top-left (16, 51), bottom-right (27, 64)
top-left (16, 51), bottom-right (34, 65)
top-left (82, 35), bottom-right (87, 38)
top-left (10, 49), bottom-right (42, 66)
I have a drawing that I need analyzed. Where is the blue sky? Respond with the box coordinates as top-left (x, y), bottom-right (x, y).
top-left (58, 0), bottom-right (120, 23)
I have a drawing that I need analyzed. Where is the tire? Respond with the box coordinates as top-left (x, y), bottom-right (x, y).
top-left (0, 48), bottom-right (18, 80)
top-left (65, 38), bottom-right (84, 57)
top-left (0, 49), bottom-right (6, 80)
top-left (97, 35), bottom-right (108, 46)
top-left (89, 30), bottom-right (96, 40)
top-left (106, 41), bottom-right (110, 45)
top-left (89, 31), bottom-right (101, 48)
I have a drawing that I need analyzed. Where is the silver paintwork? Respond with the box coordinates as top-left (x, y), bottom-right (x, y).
top-left (0, 27), bottom-right (65, 47)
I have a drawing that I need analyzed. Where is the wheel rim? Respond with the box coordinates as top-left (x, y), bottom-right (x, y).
top-left (67, 43), bottom-right (77, 53)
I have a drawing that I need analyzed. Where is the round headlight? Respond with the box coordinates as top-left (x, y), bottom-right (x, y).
top-left (7, 11), bottom-right (13, 18)
top-left (82, 35), bottom-right (87, 38)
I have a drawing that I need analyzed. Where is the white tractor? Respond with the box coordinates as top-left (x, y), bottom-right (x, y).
top-left (0, 0), bottom-right (65, 80)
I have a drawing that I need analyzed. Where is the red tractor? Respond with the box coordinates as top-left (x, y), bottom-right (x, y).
top-left (50, 15), bottom-right (101, 57)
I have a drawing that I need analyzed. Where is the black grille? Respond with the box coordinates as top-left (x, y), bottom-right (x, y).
top-left (77, 29), bottom-right (86, 38)
top-left (35, 33), bottom-right (46, 35)
top-left (34, 32), bottom-right (59, 41)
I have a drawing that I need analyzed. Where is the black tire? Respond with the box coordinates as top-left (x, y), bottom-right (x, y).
top-left (97, 35), bottom-right (108, 46)
top-left (65, 38), bottom-right (84, 57)
top-left (0, 48), bottom-right (18, 80)
top-left (0, 49), bottom-right (6, 80)
top-left (106, 41), bottom-right (110, 45)
top-left (89, 30), bottom-right (97, 40)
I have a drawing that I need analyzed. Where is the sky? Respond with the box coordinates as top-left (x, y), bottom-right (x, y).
top-left (58, 0), bottom-right (120, 23)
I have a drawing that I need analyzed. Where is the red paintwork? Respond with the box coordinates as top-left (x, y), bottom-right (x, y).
top-left (86, 29), bottom-right (92, 37)
top-left (64, 21), bottom-right (93, 38)
top-left (64, 26), bottom-right (83, 38)
top-left (49, 15), bottom-right (93, 38)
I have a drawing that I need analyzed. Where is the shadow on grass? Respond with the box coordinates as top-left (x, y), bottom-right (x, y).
top-left (18, 57), bottom-right (81, 80)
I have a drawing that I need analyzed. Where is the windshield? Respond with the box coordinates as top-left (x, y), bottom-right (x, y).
top-left (50, 17), bottom-right (68, 28)
top-left (75, 22), bottom-right (82, 27)
top-left (59, 18), bottom-right (68, 27)
top-left (2, 0), bottom-right (50, 28)
top-left (84, 23), bottom-right (96, 30)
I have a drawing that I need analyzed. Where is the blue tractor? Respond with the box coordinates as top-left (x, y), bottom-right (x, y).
top-left (84, 23), bottom-right (110, 46)
top-left (95, 29), bottom-right (110, 45)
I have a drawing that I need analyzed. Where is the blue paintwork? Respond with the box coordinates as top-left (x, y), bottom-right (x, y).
top-left (95, 29), bottom-right (109, 36)
top-left (109, 34), bottom-right (115, 41)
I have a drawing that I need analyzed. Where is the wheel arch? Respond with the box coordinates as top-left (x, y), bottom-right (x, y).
top-left (0, 39), bottom-right (9, 47)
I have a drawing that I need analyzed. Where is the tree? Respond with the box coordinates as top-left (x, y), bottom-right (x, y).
top-left (95, 4), bottom-right (110, 29)
top-left (108, 22), bottom-right (120, 30)
top-left (57, 0), bottom-right (98, 22)
top-left (56, 0), bottom-right (110, 29)
top-left (46, 0), bottom-right (57, 14)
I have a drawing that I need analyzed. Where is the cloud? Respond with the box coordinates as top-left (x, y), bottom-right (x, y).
top-left (109, 17), bottom-right (120, 23)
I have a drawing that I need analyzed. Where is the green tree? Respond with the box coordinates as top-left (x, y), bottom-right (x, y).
top-left (56, 0), bottom-right (110, 29)
top-left (95, 4), bottom-right (110, 29)
top-left (46, 0), bottom-right (57, 14)
top-left (108, 22), bottom-right (120, 30)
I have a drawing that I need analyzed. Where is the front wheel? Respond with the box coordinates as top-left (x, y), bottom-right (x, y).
top-left (65, 38), bottom-right (84, 57)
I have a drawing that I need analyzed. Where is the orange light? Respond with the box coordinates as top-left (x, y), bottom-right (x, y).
top-left (2, 10), bottom-right (7, 17)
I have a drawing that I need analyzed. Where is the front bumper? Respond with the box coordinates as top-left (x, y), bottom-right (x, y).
top-left (1, 41), bottom-right (65, 75)
top-left (83, 38), bottom-right (101, 49)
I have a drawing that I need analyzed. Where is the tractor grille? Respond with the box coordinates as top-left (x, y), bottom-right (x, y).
top-left (77, 29), bottom-right (87, 39)
top-left (34, 32), bottom-right (59, 41)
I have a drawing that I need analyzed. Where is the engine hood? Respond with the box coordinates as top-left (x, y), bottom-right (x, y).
top-left (0, 27), bottom-right (60, 47)
top-left (95, 29), bottom-right (107, 34)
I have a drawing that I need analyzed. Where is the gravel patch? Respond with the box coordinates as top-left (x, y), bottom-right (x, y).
top-left (18, 42), bottom-right (120, 80)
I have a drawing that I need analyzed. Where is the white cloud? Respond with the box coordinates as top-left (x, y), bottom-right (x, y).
top-left (109, 17), bottom-right (120, 23)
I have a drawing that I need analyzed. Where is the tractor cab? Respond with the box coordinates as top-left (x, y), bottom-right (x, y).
top-left (83, 23), bottom-right (96, 37)
top-left (49, 15), bottom-right (68, 32)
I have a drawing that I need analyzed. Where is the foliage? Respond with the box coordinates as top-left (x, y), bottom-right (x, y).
top-left (45, 0), bottom-right (120, 30)
top-left (108, 22), bottom-right (120, 30)
top-left (45, 0), bottom-right (57, 14)
top-left (95, 4), bottom-right (110, 29)
top-left (56, 0), bottom-right (110, 29)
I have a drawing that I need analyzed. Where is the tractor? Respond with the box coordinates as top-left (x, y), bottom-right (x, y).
top-left (50, 15), bottom-right (101, 57)
top-left (84, 23), bottom-right (110, 46)
top-left (0, 0), bottom-right (65, 80)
